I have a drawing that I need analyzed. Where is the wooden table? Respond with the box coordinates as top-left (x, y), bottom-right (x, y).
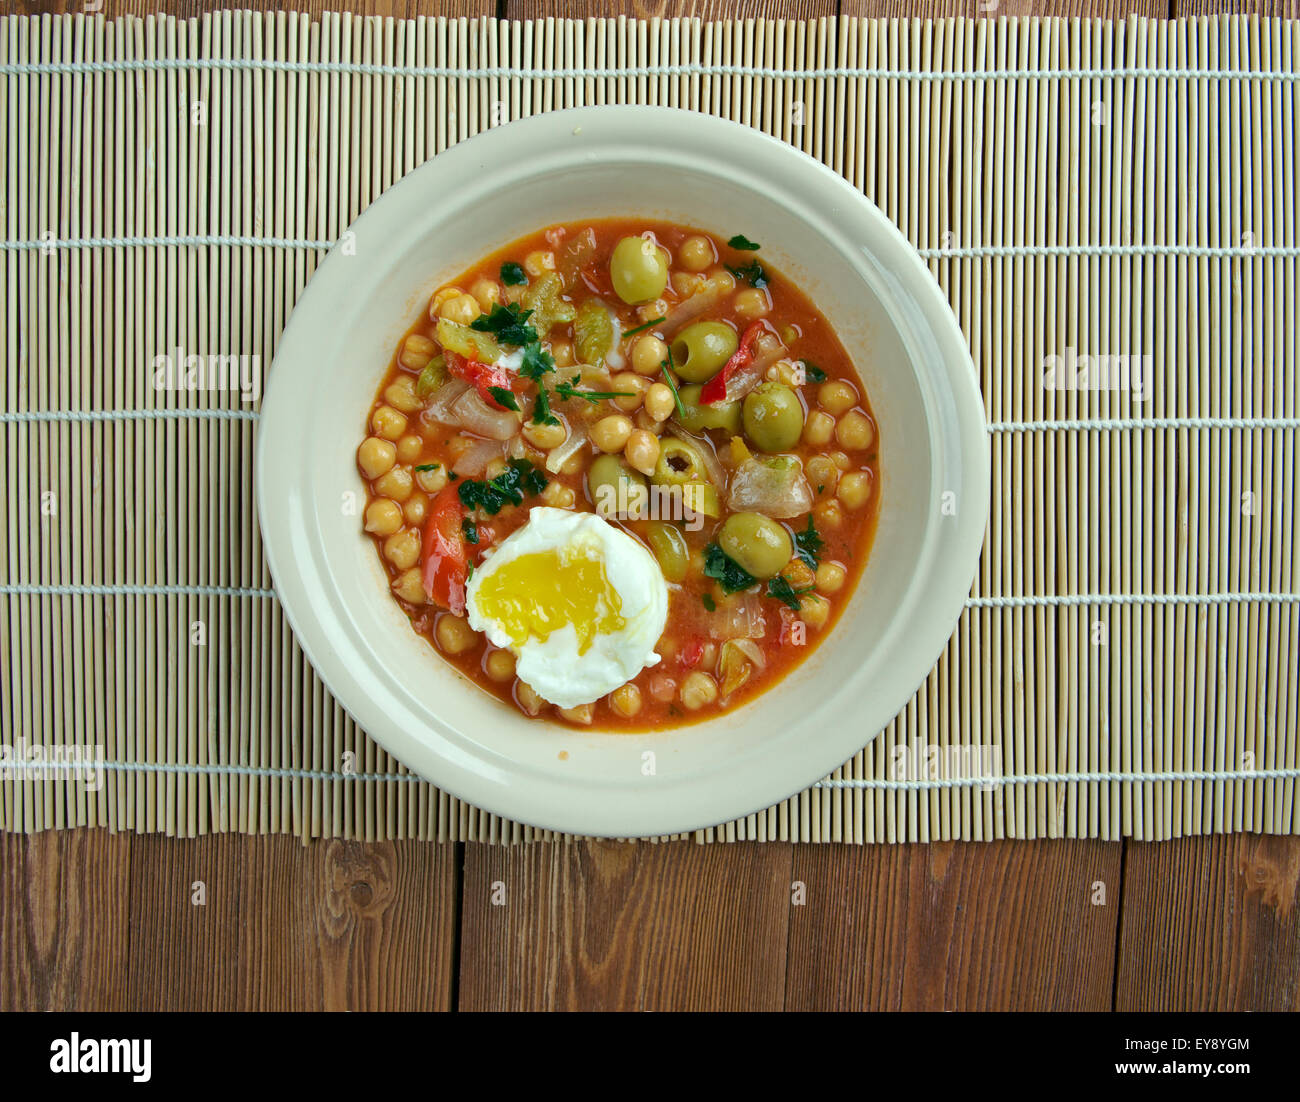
top-left (4, 0), bottom-right (1298, 1013)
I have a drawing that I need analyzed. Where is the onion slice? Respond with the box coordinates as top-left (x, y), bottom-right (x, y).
top-left (450, 388), bottom-right (521, 440)
top-left (726, 455), bottom-right (813, 518)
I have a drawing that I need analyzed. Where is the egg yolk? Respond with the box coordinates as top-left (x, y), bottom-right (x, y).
top-left (474, 547), bottom-right (625, 654)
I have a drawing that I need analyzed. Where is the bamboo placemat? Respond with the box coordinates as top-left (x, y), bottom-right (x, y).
top-left (2, 12), bottom-right (1298, 843)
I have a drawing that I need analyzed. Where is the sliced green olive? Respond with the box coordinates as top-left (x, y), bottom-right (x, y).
top-left (645, 521), bottom-right (689, 582)
top-left (718, 512), bottom-right (792, 579)
top-left (676, 384), bottom-right (742, 434)
top-left (651, 437), bottom-right (709, 487)
top-left (742, 382), bottom-right (805, 453)
top-left (670, 321), bottom-right (739, 383)
top-left (610, 235), bottom-right (669, 305)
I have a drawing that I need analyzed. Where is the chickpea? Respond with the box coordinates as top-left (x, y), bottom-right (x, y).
top-left (610, 683), bottom-right (643, 718)
top-left (373, 467), bottom-right (413, 503)
top-left (364, 499), bottom-right (403, 536)
top-left (800, 594), bottom-right (831, 630)
top-left (399, 333), bottom-right (436, 371)
top-left (835, 410), bottom-right (875, 451)
top-left (816, 561), bottom-right (847, 595)
top-left (383, 529), bottom-right (421, 571)
top-left (485, 648), bottom-right (517, 682)
top-left (780, 323), bottom-right (801, 345)
top-left (611, 373), bottom-right (649, 413)
top-left (371, 405), bottom-right (407, 441)
top-left (679, 671), bottom-right (719, 711)
top-left (523, 418), bottom-right (568, 450)
top-left (470, 278), bottom-right (501, 312)
top-left (648, 672), bottom-right (677, 703)
top-left (634, 409), bottom-right (666, 435)
top-left (396, 433), bottom-right (423, 464)
top-left (484, 457), bottom-right (508, 481)
top-left (437, 292), bottom-right (481, 326)
top-left (428, 286), bottom-right (461, 320)
top-left (829, 450), bottom-right (851, 470)
top-left (403, 492), bottom-right (428, 526)
top-left (391, 568), bottom-right (426, 605)
top-left (558, 702), bottom-right (594, 725)
top-left (624, 429), bottom-right (661, 476)
top-left (415, 465), bottom-right (448, 494)
top-left (782, 560), bottom-right (816, 588)
top-left (638, 299), bottom-right (669, 323)
top-left (837, 471), bottom-right (873, 510)
top-left (540, 481), bottom-right (576, 509)
top-left (643, 383), bottom-right (675, 422)
top-left (733, 287), bottom-right (771, 321)
top-left (677, 235), bottom-right (716, 272)
top-left (591, 414), bottom-right (633, 453)
top-left (357, 437), bottom-right (397, 479)
top-left (445, 435), bottom-right (474, 460)
top-left (631, 333), bottom-right (668, 375)
top-left (818, 380), bottom-right (858, 416)
top-left (803, 410), bottom-right (836, 447)
top-left (707, 268), bottom-right (737, 293)
top-left (516, 681), bottom-right (546, 716)
top-left (435, 614), bottom-right (478, 655)
top-left (671, 271), bottom-right (706, 298)
top-left (524, 250), bottom-right (556, 277)
top-left (815, 499), bottom-right (843, 529)
top-left (551, 340), bottom-right (575, 368)
top-left (384, 375), bottom-right (423, 413)
top-left (559, 448), bottom-right (586, 476)
top-left (804, 455), bottom-right (839, 494)
top-left (766, 360), bottom-right (800, 387)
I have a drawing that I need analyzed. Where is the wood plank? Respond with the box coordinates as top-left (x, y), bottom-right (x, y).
top-left (237, 837), bottom-right (459, 1011)
top-left (1115, 835), bottom-right (1300, 1011)
top-left (125, 834), bottom-right (244, 1011)
top-left (839, 1), bottom-right (1170, 15)
top-left (785, 840), bottom-right (1123, 1010)
top-left (0, 829), bottom-right (131, 1011)
top-left (458, 839), bottom-right (794, 1010)
top-left (500, 1), bottom-right (836, 19)
top-left (8, 1), bottom-right (497, 17)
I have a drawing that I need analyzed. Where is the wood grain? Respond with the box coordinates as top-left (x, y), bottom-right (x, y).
top-left (458, 839), bottom-right (795, 1010)
top-left (1115, 835), bottom-right (1300, 1011)
top-left (1, 830), bottom-right (131, 1011)
top-left (237, 837), bottom-right (459, 1011)
top-left (784, 840), bottom-right (1123, 1010)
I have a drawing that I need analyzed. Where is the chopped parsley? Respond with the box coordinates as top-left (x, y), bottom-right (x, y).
top-left (701, 593), bottom-right (717, 612)
top-left (801, 360), bottom-right (827, 383)
top-left (470, 302), bottom-right (538, 346)
top-left (703, 543), bottom-right (757, 594)
top-left (728, 234), bottom-right (761, 251)
top-left (793, 515), bottom-right (824, 569)
top-left (519, 343), bottom-right (555, 381)
top-left (414, 462), bottom-right (441, 473)
top-left (457, 458), bottom-right (548, 516)
top-left (553, 374), bottom-right (635, 403)
top-left (622, 316), bottom-right (666, 339)
top-left (461, 517), bottom-right (480, 544)
top-left (487, 386), bottom-right (520, 412)
top-left (725, 260), bottom-right (768, 288)
top-left (531, 385), bottom-right (558, 426)
top-left (767, 574), bottom-right (816, 612)
top-left (500, 261), bottom-right (527, 286)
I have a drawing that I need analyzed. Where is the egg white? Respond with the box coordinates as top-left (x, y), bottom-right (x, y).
top-left (465, 506), bottom-right (669, 709)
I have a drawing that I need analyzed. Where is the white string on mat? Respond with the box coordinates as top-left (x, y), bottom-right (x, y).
top-left (0, 408), bottom-right (260, 424)
top-left (4, 235), bottom-right (1297, 260)
top-left (3, 760), bottom-right (1297, 789)
top-left (0, 583), bottom-right (276, 599)
top-left (2, 59), bottom-right (1298, 82)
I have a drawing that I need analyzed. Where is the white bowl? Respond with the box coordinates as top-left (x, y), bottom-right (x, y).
top-left (257, 106), bottom-right (988, 838)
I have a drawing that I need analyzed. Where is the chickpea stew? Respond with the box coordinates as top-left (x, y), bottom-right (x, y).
top-left (358, 220), bottom-right (879, 729)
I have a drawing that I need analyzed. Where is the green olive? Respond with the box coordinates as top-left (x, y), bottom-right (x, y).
top-left (651, 438), bottom-right (709, 487)
top-left (645, 521), bottom-right (689, 583)
top-left (587, 454), bottom-right (647, 518)
top-left (670, 321), bottom-right (739, 383)
top-left (742, 382), bottom-right (805, 453)
top-left (676, 384), bottom-right (742, 434)
top-left (718, 512), bottom-right (793, 580)
top-left (610, 235), bottom-right (669, 305)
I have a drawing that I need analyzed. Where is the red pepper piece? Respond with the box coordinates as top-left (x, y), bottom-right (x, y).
top-left (444, 349), bottom-right (517, 411)
top-left (700, 320), bottom-right (765, 405)
top-left (680, 635), bottom-right (705, 668)
top-left (421, 484), bottom-right (469, 615)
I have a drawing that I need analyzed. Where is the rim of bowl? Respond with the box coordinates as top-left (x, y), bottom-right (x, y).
top-left (256, 105), bottom-right (989, 837)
